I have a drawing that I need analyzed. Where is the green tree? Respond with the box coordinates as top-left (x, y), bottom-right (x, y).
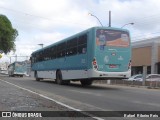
top-left (0, 14), bottom-right (18, 54)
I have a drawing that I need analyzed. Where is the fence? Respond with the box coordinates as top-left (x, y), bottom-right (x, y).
top-left (94, 80), bottom-right (160, 89)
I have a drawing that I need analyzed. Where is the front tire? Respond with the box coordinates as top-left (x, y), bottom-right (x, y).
top-left (35, 71), bottom-right (40, 81)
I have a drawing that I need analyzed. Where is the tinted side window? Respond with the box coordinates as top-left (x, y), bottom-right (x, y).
top-left (67, 38), bottom-right (77, 48)
top-left (66, 47), bottom-right (77, 56)
top-left (36, 52), bottom-right (40, 62)
top-left (33, 34), bottom-right (88, 62)
top-left (50, 46), bottom-right (57, 59)
top-left (66, 38), bottom-right (77, 56)
top-left (44, 48), bottom-right (51, 61)
top-left (78, 34), bottom-right (87, 45)
top-left (31, 54), bottom-right (35, 63)
top-left (57, 42), bottom-right (66, 58)
top-left (78, 34), bottom-right (87, 54)
top-left (57, 42), bottom-right (66, 52)
top-left (78, 44), bottom-right (87, 54)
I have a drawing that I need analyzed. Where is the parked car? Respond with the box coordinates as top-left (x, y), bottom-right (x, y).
top-left (126, 74), bottom-right (160, 81)
top-left (126, 74), bottom-right (143, 81)
top-left (146, 74), bottom-right (160, 81)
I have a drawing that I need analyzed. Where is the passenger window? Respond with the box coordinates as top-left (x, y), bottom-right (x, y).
top-left (57, 42), bottom-right (66, 52)
top-left (57, 42), bottom-right (66, 58)
top-left (50, 47), bottom-right (56, 59)
top-left (78, 34), bottom-right (87, 54)
top-left (66, 47), bottom-right (77, 56)
top-left (67, 38), bottom-right (77, 48)
top-left (78, 44), bottom-right (87, 54)
top-left (66, 38), bottom-right (78, 56)
top-left (78, 34), bottom-right (87, 45)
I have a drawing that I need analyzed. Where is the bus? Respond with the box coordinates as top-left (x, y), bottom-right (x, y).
top-left (30, 27), bottom-right (131, 85)
top-left (8, 61), bottom-right (27, 77)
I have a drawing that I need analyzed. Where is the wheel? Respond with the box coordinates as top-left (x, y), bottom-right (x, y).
top-left (80, 80), bottom-right (93, 86)
top-left (56, 70), bottom-right (70, 85)
top-left (35, 71), bottom-right (40, 81)
top-left (56, 70), bottom-right (63, 85)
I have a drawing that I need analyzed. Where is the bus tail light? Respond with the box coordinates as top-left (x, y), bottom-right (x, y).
top-left (128, 60), bottom-right (131, 70)
top-left (92, 58), bottom-right (98, 70)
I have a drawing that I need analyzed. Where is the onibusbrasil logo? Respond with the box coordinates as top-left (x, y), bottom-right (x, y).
top-left (2, 112), bottom-right (42, 118)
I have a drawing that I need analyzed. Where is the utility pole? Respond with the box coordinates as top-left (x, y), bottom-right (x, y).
top-left (142, 65), bottom-right (147, 86)
top-left (15, 55), bottom-right (17, 62)
top-left (9, 56), bottom-right (12, 64)
top-left (109, 11), bottom-right (111, 27)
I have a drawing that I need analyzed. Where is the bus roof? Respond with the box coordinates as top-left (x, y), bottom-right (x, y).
top-left (32, 26), bottom-right (129, 54)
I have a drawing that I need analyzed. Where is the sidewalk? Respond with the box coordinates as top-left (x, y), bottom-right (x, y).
top-left (0, 79), bottom-right (70, 112)
top-left (0, 78), bottom-right (93, 120)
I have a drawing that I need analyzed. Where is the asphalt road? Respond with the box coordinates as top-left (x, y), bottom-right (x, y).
top-left (0, 75), bottom-right (160, 120)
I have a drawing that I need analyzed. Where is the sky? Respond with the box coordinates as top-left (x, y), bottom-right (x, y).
top-left (1, 0), bottom-right (160, 63)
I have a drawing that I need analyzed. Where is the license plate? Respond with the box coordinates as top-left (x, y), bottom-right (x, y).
top-left (109, 64), bottom-right (117, 68)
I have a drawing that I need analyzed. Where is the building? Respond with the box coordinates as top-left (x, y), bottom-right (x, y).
top-left (131, 37), bottom-right (160, 75)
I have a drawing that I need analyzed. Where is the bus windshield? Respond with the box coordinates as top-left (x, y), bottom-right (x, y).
top-left (96, 29), bottom-right (130, 48)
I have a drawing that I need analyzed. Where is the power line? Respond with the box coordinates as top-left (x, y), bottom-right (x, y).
top-left (2, 5), bottom-right (160, 41)
top-left (0, 6), bottom-right (94, 26)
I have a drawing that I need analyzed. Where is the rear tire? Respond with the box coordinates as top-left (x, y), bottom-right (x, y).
top-left (56, 70), bottom-right (70, 85)
top-left (56, 70), bottom-right (63, 85)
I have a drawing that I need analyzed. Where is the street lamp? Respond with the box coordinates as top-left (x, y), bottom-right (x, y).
top-left (88, 13), bottom-right (103, 27)
top-left (121, 22), bottom-right (134, 28)
top-left (38, 44), bottom-right (44, 48)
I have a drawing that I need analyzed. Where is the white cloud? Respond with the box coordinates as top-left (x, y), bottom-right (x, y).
top-left (1, 0), bottom-right (160, 63)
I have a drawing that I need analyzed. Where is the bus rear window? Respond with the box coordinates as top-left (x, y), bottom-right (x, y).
top-left (96, 29), bottom-right (130, 47)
